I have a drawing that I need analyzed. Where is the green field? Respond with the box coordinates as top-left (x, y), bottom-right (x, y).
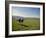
top-left (12, 17), bottom-right (40, 31)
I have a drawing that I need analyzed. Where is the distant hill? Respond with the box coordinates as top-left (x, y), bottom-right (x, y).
top-left (12, 16), bottom-right (40, 20)
top-left (12, 16), bottom-right (24, 20)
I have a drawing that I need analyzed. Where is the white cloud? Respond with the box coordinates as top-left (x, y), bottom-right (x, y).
top-left (12, 12), bottom-right (40, 18)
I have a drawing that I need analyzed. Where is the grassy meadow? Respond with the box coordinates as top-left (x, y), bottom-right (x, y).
top-left (12, 16), bottom-right (40, 31)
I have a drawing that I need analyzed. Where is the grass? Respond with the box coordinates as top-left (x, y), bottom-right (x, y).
top-left (12, 18), bottom-right (40, 31)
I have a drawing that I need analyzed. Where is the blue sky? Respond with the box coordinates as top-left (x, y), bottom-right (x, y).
top-left (12, 7), bottom-right (40, 18)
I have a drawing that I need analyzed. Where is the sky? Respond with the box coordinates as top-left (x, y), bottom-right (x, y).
top-left (12, 7), bottom-right (40, 18)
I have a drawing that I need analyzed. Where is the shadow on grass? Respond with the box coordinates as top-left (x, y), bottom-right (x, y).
top-left (19, 24), bottom-right (28, 27)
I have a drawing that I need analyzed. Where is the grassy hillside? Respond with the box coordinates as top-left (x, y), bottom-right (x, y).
top-left (12, 17), bottom-right (40, 31)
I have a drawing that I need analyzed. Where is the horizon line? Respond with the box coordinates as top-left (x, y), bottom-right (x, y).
top-left (12, 15), bottom-right (40, 18)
